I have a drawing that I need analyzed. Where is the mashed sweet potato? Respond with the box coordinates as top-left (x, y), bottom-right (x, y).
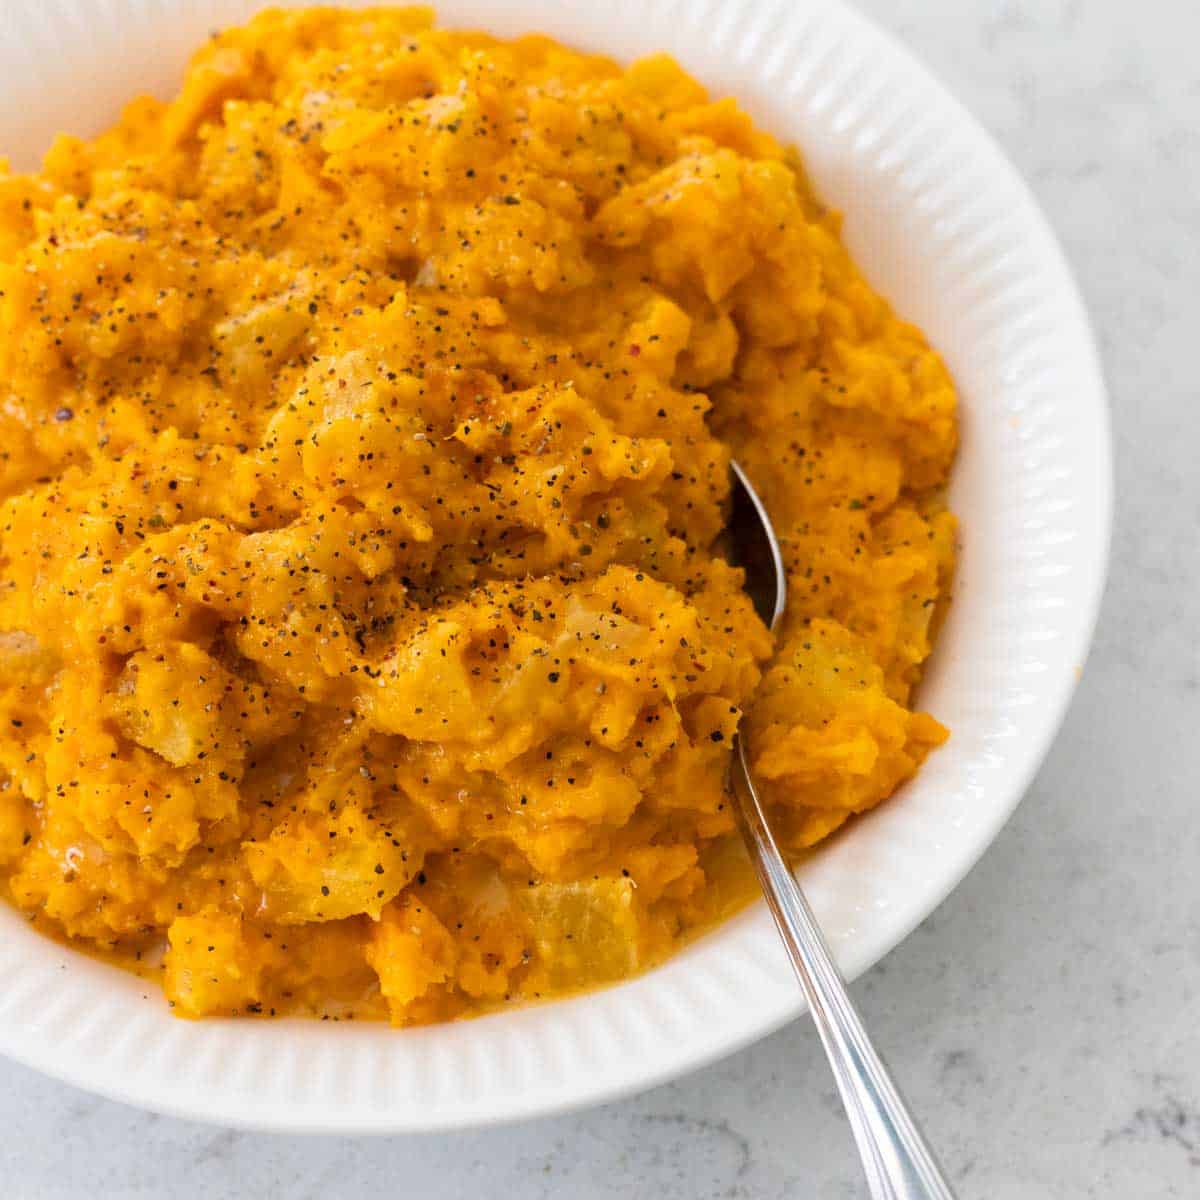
top-left (0, 7), bottom-right (956, 1022)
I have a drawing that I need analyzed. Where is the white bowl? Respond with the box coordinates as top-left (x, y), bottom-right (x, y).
top-left (0, 0), bottom-right (1110, 1132)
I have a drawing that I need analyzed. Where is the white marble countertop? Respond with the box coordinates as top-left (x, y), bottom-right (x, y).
top-left (3, 1), bottom-right (1194, 1195)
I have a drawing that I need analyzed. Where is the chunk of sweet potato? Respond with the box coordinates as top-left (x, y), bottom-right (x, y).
top-left (244, 804), bottom-right (422, 923)
top-left (366, 896), bottom-right (458, 1019)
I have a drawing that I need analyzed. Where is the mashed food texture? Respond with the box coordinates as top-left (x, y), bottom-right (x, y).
top-left (0, 7), bottom-right (956, 1022)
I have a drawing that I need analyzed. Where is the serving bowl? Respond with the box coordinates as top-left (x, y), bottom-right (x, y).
top-left (0, 0), bottom-right (1110, 1132)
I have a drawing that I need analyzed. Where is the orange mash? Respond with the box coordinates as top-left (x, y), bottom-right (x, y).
top-left (0, 7), bottom-right (956, 1022)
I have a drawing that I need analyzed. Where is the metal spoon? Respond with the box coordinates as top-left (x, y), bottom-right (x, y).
top-left (728, 461), bottom-right (958, 1200)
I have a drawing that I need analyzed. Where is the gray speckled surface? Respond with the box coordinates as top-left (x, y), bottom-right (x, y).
top-left (3, 1), bottom-right (1195, 1195)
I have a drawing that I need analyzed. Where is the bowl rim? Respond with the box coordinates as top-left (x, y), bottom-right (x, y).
top-left (0, 0), bottom-right (1112, 1132)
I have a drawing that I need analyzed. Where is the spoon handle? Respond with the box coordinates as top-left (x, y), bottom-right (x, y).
top-left (732, 740), bottom-right (958, 1200)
